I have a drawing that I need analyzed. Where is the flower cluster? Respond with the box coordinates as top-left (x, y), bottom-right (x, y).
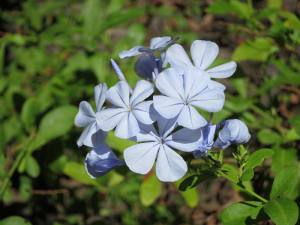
top-left (75, 37), bottom-right (250, 182)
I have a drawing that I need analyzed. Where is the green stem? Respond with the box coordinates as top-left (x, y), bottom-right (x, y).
top-left (220, 171), bottom-right (268, 203)
top-left (0, 133), bottom-right (35, 200)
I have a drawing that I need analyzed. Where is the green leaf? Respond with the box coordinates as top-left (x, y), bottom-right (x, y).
top-left (105, 131), bottom-right (135, 153)
top-left (289, 115), bottom-right (300, 135)
top-left (21, 98), bottom-right (40, 131)
top-left (140, 173), bottom-right (161, 206)
top-left (220, 201), bottom-right (263, 225)
top-left (0, 216), bottom-right (32, 225)
top-left (232, 38), bottom-right (278, 62)
top-left (25, 156), bottom-right (40, 178)
top-left (270, 166), bottom-right (299, 200)
top-left (179, 172), bottom-right (215, 191)
top-left (245, 148), bottom-right (273, 170)
top-left (63, 162), bottom-right (97, 185)
top-left (271, 148), bottom-right (298, 174)
top-left (179, 188), bottom-right (199, 208)
top-left (257, 129), bottom-right (281, 145)
top-left (264, 198), bottom-right (299, 225)
top-left (31, 105), bottom-right (77, 150)
top-left (221, 164), bottom-right (239, 183)
top-left (241, 148), bottom-right (273, 181)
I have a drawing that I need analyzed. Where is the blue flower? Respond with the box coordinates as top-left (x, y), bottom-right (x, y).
top-left (119, 36), bottom-right (172, 59)
top-left (96, 79), bottom-right (154, 139)
top-left (165, 40), bottom-right (237, 90)
top-left (153, 67), bottom-right (225, 129)
top-left (124, 112), bottom-right (202, 182)
top-left (214, 119), bottom-right (251, 149)
top-left (119, 36), bottom-right (174, 80)
top-left (74, 83), bottom-right (107, 147)
top-left (85, 132), bottom-right (123, 178)
top-left (193, 123), bottom-right (216, 158)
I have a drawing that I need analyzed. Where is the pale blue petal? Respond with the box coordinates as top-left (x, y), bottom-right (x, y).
top-left (134, 123), bottom-right (158, 142)
top-left (165, 44), bottom-right (192, 73)
top-left (208, 80), bottom-right (226, 90)
top-left (190, 40), bottom-right (219, 70)
top-left (183, 67), bottom-right (209, 100)
top-left (77, 122), bottom-right (97, 147)
top-left (106, 81), bottom-right (130, 107)
top-left (150, 36), bottom-right (171, 49)
top-left (124, 142), bottom-right (160, 175)
top-left (119, 46), bottom-right (143, 59)
top-left (177, 105), bottom-right (207, 130)
top-left (207, 61), bottom-right (237, 79)
top-left (156, 145), bottom-right (187, 182)
top-left (133, 101), bottom-right (154, 124)
top-left (115, 112), bottom-right (140, 139)
top-left (190, 88), bottom-right (225, 112)
top-left (154, 112), bottom-right (178, 138)
top-left (130, 80), bottom-right (154, 106)
top-left (94, 83), bottom-right (107, 112)
top-left (153, 95), bottom-right (183, 119)
top-left (214, 119), bottom-right (250, 149)
top-left (85, 148), bottom-right (123, 178)
top-left (110, 59), bottom-right (126, 82)
top-left (166, 127), bottom-right (202, 152)
top-left (155, 68), bottom-right (185, 99)
top-left (75, 101), bottom-right (95, 127)
top-left (193, 124), bottom-right (216, 157)
top-left (96, 108), bottom-right (126, 131)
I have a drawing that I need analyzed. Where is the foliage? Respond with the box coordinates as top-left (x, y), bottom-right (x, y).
top-left (1, 0), bottom-right (300, 224)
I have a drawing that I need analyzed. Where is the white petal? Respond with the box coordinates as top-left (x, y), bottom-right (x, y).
top-left (94, 83), bottom-right (107, 112)
top-left (134, 123), bottom-right (159, 142)
top-left (155, 145), bottom-right (187, 182)
top-left (190, 88), bottom-right (225, 112)
top-left (75, 101), bottom-right (95, 127)
top-left (77, 122), bottom-right (97, 147)
top-left (165, 44), bottom-right (193, 73)
top-left (166, 127), bottom-right (202, 152)
top-left (150, 36), bottom-right (171, 49)
top-left (183, 67), bottom-right (209, 100)
top-left (133, 101), bottom-right (154, 124)
top-left (119, 46), bottom-right (143, 59)
top-left (207, 61), bottom-right (237, 79)
top-left (190, 40), bottom-right (219, 70)
top-left (124, 142), bottom-right (160, 175)
top-left (208, 80), bottom-right (226, 90)
top-left (130, 80), bottom-right (154, 106)
top-left (106, 81), bottom-right (130, 107)
top-left (155, 113), bottom-right (178, 138)
top-left (177, 105), bottom-right (207, 129)
top-left (153, 95), bottom-right (183, 119)
top-left (96, 108), bottom-right (126, 131)
top-left (155, 68), bottom-right (185, 99)
top-left (115, 112), bottom-right (140, 138)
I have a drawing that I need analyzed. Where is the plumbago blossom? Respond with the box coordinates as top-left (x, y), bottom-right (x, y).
top-left (74, 36), bottom-right (251, 182)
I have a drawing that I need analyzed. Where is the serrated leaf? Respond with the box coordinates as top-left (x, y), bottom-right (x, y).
top-left (220, 201), bottom-right (263, 225)
top-left (270, 166), bottom-right (299, 199)
top-left (264, 198), bottom-right (299, 225)
top-left (140, 173), bottom-right (161, 207)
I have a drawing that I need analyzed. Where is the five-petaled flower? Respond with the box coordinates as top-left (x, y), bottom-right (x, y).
top-left (74, 83), bottom-right (107, 147)
top-left (124, 113), bottom-right (201, 182)
top-left (97, 80), bottom-right (154, 139)
top-left (166, 40), bottom-right (237, 89)
top-left (153, 67), bottom-right (225, 129)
